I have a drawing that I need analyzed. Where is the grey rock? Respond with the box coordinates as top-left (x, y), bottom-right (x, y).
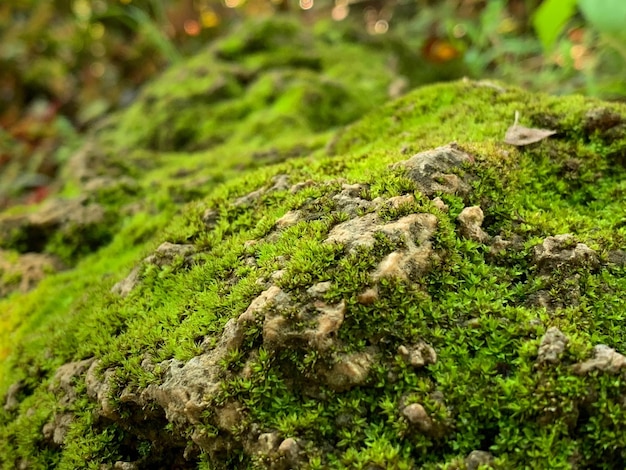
top-left (42, 413), bottom-right (73, 446)
top-left (143, 318), bottom-right (245, 425)
top-left (533, 234), bottom-right (599, 274)
top-left (489, 236), bottom-right (510, 256)
top-left (277, 437), bottom-right (301, 464)
top-left (258, 432), bottom-right (281, 454)
top-left (112, 462), bottom-right (138, 470)
top-left (607, 249), bottom-right (626, 267)
top-left (112, 242), bottom-right (195, 297)
top-left (3, 381), bottom-right (23, 411)
top-left (201, 209), bottom-right (218, 229)
top-left (398, 342), bottom-right (437, 368)
top-left (465, 450), bottom-right (494, 470)
top-left (149, 242), bottom-right (196, 267)
top-left (431, 197), bottom-right (448, 212)
top-left (357, 287), bottom-right (378, 305)
top-left (537, 327), bottom-right (569, 364)
top-left (458, 206), bottom-right (490, 243)
top-left (238, 285), bottom-right (287, 324)
top-left (326, 212), bottom-right (437, 259)
top-left (214, 400), bottom-right (243, 432)
top-left (0, 251), bottom-right (64, 297)
top-left (289, 179), bottom-right (315, 194)
top-left (584, 107), bottom-right (622, 134)
top-left (572, 345), bottom-right (626, 375)
top-left (401, 403), bottom-right (432, 432)
top-left (275, 210), bottom-right (302, 229)
top-left (234, 174), bottom-right (290, 207)
top-left (110, 265), bottom-right (141, 297)
top-left (386, 194), bottom-right (415, 209)
top-left (49, 358), bottom-right (96, 406)
top-left (239, 284), bottom-right (346, 351)
top-left (323, 349), bottom-right (377, 392)
top-left (308, 301), bottom-right (345, 350)
top-left (371, 214), bottom-right (439, 281)
top-left (331, 183), bottom-right (376, 218)
top-left (391, 143), bottom-right (474, 196)
top-left (325, 213), bottom-right (382, 252)
top-left (307, 281), bottom-right (332, 297)
top-left (85, 361), bottom-right (119, 420)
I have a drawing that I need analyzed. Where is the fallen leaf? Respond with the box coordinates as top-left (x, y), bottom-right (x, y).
top-left (504, 111), bottom-right (556, 146)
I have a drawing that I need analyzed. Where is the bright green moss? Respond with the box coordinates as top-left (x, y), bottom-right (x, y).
top-left (2, 18), bottom-right (626, 469)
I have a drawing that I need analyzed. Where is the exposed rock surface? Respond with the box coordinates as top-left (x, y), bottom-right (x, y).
top-left (0, 197), bottom-right (107, 257)
top-left (326, 212), bottom-right (439, 283)
top-left (392, 144), bottom-right (474, 196)
top-left (111, 242), bottom-right (196, 297)
top-left (2, 382), bottom-right (23, 411)
top-left (144, 319), bottom-right (245, 425)
top-left (572, 345), bottom-right (626, 375)
top-left (536, 327), bottom-right (569, 365)
top-left (465, 450), bottom-right (494, 470)
top-left (398, 342), bottom-right (437, 368)
top-left (532, 234), bottom-right (599, 274)
top-left (457, 206), bottom-right (490, 243)
top-left (0, 250), bottom-right (64, 297)
top-left (401, 403), bottom-right (432, 431)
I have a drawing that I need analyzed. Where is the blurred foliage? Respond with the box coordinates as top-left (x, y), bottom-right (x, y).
top-left (1, 0), bottom-right (625, 210)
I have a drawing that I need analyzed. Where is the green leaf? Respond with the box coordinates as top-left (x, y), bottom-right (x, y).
top-left (578, 0), bottom-right (626, 41)
top-left (533, 0), bottom-right (578, 51)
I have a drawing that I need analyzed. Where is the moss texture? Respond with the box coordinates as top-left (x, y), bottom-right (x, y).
top-left (2, 17), bottom-right (626, 470)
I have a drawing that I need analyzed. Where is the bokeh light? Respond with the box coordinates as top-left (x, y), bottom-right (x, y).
top-left (452, 24), bottom-right (466, 38)
top-left (184, 20), bottom-right (202, 36)
top-left (201, 9), bottom-right (219, 28)
top-left (300, 0), bottom-right (314, 11)
top-left (90, 22), bottom-right (105, 40)
top-left (90, 42), bottom-right (106, 57)
top-left (374, 20), bottom-right (388, 34)
top-left (90, 61), bottom-right (105, 78)
top-left (364, 7), bottom-right (377, 22)
top-left (332, 0), bottom-right (349, 21)
top-left (72, 0), bottom-right (92, 21)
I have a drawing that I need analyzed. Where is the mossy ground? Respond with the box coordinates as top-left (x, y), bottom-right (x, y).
top-left (2, 18), bottom-right (626, 470)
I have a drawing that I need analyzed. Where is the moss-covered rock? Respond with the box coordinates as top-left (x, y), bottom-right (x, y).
top-left (2, 17), bottom-right (626, 470)
top-left (0, 16), bottom-right (406, 292)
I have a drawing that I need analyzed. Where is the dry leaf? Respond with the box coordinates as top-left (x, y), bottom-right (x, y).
top-left (504, 111), bottom-right (556, 146)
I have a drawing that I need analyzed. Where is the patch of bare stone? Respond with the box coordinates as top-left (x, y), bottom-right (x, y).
top-left (536, 327), bottom-right (569, 365)
top-left (0, 250), bottom-right (64, 297)
top-left (532, 234), bottom-right (599, 274)
top-left (0, 197), bottom-right (106, 253)
top-left (534, 327), bottom-right (626, 376)
top-left (391, 143), bottom-right (474, 197)
top-left (111, 242), bottom-right (196, 297)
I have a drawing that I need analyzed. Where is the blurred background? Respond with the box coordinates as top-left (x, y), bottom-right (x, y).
top-left (1, 0), bottom-right (625, 209)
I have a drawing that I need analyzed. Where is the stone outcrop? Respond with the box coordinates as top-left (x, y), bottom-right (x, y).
top-left (392, 144), bottom-right (474, 196)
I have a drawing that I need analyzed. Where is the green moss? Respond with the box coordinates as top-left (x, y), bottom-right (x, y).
top-left (2, 18), bottom-right (626, 470)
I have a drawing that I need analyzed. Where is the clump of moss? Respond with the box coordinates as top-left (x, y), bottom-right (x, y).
top-left (2, 21), bottom-right (626, 470)
top-left (93, 16), bottom-right (402, 156)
